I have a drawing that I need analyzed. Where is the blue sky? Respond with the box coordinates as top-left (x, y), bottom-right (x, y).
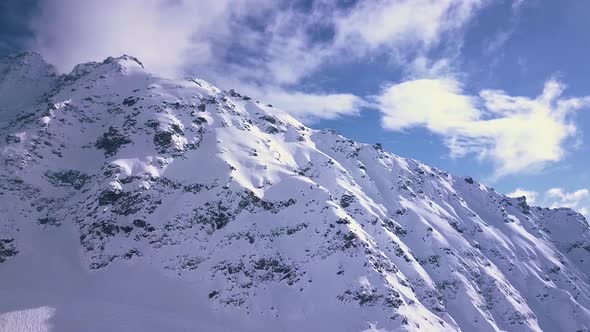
top-left (1, 0), bottom-right (589, 215)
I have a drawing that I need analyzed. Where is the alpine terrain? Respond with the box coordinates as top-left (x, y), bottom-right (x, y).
top-left (2, 52), bottom-right (590, 332)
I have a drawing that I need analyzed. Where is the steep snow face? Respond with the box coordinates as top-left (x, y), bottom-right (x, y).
top-left (1, 54), bottom-right (590, 332)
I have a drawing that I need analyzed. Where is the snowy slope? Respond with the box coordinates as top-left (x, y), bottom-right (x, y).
top-left (0, 53), bottom-right (57, 123)
top-left (2, 53), bottom-right (590, 332)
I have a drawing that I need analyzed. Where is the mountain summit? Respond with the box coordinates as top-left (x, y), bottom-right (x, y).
top-left (1, 54), bottom-right (590, 332)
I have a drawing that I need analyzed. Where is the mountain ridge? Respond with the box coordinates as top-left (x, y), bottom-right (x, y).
top-left (1, 53), bottom-right (590, 332)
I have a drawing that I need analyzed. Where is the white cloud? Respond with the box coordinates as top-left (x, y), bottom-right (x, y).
top-left (508, 187), bottom-right (590, 217)
top-left (376, 78), bottom-right (590, 177)
top-left (30, 0), bottom-right (235, 76)
top-left (207, 0), bottom-right (484, 86)
top-left (28, 0), bottom-right (486, 121)
top-left (545, 188), bottom-right (590, 216)
top-left (29, 0), bottom-right (360, 120)
top-left (25, 0), bottom-right (590, 173)
top-left (377, 79), bottom-right (478, 132)
top-left (25, 0), bottom-right (590, 183)
top-left (507, 188), bottom-right (538, 204)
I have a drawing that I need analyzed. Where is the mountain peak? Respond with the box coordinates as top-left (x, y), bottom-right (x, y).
top-left (63, 54), bottom-right (146, 83)
top-left (102, 54), bottom-right (144, 68)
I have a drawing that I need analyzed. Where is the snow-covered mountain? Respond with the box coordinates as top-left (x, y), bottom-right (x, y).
top-left (2, 53), bottom-right (590, 332)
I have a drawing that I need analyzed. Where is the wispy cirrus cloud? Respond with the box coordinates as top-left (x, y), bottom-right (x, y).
top-left (331, 0), bottom-right (483, 58)
top-left (483, 0), bottom-right (528, 56)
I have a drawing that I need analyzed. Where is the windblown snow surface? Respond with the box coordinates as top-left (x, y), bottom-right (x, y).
top-left (1, 53), bottom-right (590, 332)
